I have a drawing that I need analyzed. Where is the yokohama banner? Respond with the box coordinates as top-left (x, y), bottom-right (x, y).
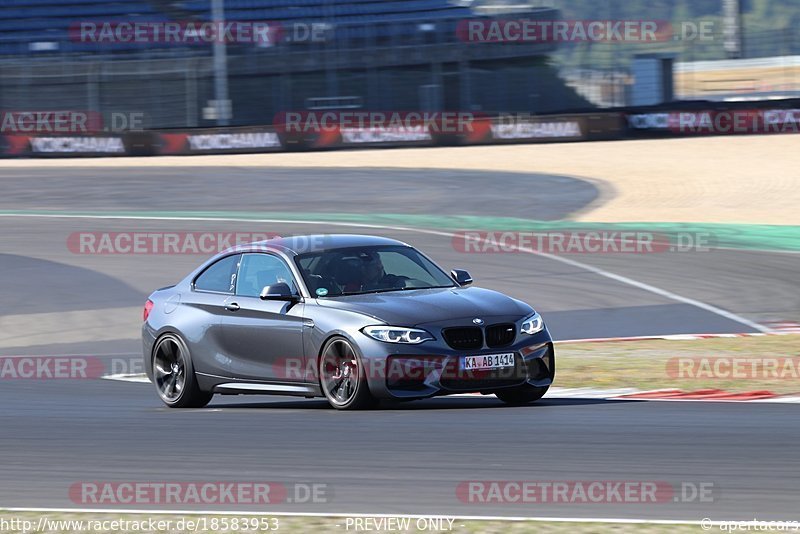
top-left (463, 113), bottom-right (623, 144)
top-left (271, 111), bottom-right (622, 148)
top-left (155, 127), bottom-right (284, 155)
top-left (0, 134), bottom-right (129, 157)
top-left (3, 100), bottom-right (799, 158)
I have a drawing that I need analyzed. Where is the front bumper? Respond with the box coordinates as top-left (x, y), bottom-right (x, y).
top-left (358, 329), bottom-right (555, 400)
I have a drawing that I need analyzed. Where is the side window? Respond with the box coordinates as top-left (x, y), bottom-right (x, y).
top-left (236, 253), bottom-right (298, 298)
top-left (194, 254), bottom-right (240, 294)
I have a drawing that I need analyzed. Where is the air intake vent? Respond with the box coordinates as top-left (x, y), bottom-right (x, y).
top-left (443, 327), bottom-right (483, 350)
top-left (486, 323), bottom-right (516, 348)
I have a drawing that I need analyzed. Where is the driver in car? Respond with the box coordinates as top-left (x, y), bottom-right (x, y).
top-left (361, 252), bottom-right (404, 291)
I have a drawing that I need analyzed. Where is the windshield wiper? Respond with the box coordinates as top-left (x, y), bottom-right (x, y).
top-left (397, 285), bottom-right (454, 291)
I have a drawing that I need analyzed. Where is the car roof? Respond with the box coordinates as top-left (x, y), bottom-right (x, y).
top-left (234, 234), bottom-right (410, 256)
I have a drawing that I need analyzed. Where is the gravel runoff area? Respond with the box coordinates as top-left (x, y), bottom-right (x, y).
top-left (556, 334), bottom-right (800, 395)
top-left (1, 135), bottom-right (797, 225)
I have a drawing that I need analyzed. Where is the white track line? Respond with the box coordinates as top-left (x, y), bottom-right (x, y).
top-left (0, 507), bottom-right (771, 526)
top-left (715, 246), bottom-right (800, 255)
top-left (0, 212), bottom-right (772, 333)
top-left (555, 332), bottom-right (796, 343)
top-left (450, 390), bottom-right (800, 403)
top-left (414, 228), bottom-right (772, 333)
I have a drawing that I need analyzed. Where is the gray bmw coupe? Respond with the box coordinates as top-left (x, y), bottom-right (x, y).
top-left (142, 235), bottom-right (555, 410)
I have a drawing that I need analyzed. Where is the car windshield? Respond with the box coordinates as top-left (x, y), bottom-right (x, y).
top-left (295, 245), bottom-right (456, 297)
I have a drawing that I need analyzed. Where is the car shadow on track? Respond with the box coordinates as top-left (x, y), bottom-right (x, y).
top-left (203, 397), bottom-right (638, 411)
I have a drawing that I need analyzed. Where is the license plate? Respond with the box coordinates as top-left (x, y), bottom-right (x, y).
top-left (461, 353), bottom-right (516, 371)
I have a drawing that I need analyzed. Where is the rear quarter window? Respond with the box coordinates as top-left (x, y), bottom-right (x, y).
top-left (194, 254), bottom-right (240, 293)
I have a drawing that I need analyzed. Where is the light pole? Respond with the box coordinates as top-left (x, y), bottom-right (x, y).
top-left (723, 0), bottom-right (744, 59)
top-left (324, 0), bottom-right (337, 100)
top-left (211, 0), bottom-right (231, 125)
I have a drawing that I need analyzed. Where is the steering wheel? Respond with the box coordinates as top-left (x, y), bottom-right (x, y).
top-left (382, 274), bottom-right (409, 289)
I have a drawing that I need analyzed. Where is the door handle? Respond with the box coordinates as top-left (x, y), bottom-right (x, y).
top-left (225, 302), bottom-right (241, 312)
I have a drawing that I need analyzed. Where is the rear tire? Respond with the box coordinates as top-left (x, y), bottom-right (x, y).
top-left (495, 384), bottom-right (549, 406)
top-left (319, 336), bottom-right (377, 410)
top-left (152, 333), bottom-right (213, 408)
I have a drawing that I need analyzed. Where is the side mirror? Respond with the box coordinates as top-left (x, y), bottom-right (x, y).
top-left (259, 283), bottom-right (300, 302)
top-left (450, 269), bottom-right (473, 286)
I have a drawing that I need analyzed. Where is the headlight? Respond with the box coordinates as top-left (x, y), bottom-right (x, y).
top-left (361, 326), bottom-right (434, 344)
top-left (520, 312), bottom-right (544, 335)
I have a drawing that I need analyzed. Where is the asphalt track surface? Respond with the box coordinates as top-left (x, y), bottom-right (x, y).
top-left (0, 165), bottom-right (797, 520)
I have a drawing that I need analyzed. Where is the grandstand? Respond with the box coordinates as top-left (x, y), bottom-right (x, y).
top-left (0, 0), bottom-right (590, 128)
top-left (0, 0), bottom-right (506, 55)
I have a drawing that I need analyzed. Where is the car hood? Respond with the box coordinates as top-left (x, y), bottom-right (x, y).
top-left (315, 286), bottom-right (533, 326)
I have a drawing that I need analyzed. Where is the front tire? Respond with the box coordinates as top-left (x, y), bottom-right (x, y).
top-left (319, 336), bottom-right (377, 410)
top-left (152, 333), bottom-right (213, 408)
top-left (495, 384), bottom-right (549, 406)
